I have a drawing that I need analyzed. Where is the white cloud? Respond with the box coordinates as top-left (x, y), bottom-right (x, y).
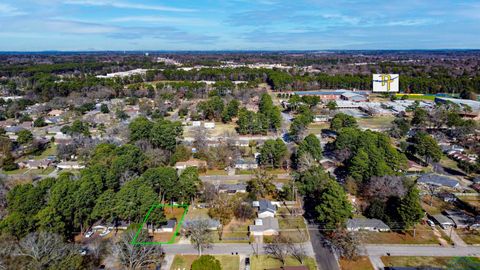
top-left (0, 3), bottom-right (27, 16)
top-left (64, 0), bottom-right (196, 12)
top-left (109, 16), bottom-right (212, 26)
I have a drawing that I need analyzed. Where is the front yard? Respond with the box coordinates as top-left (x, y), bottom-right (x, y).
top-left (358, 224), bottom-right (444, 245)
top-left (171, 255), bottom-right (239, 270)
top-left (277, 213), bottom-right (309, 243)
top-left (456, 229), bottom-right (480, 245)
top-left (250, 255), bottom-right (317, 270)
top-left (339, 257), bottom-right (374, 270)
top-left (381, 256), bottom-right (480, 269)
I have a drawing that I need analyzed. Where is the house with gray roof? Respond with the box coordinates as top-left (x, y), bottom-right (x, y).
top-left (218, 183), bottom-right (247, 194)
top-left (158, 219), bottom-right (177, 233)
top-left (346, 218), bottom-right (390, 232)
top-left (444, 210), bottom-right (476, 229)
top-left (234, 159), bottom-right (258, 170)
top-left (183, 219), bottom-right (220, 231)
top-left (249, 217), bottom-right (279, 236)
top-left (253, 200), bottom-right (277, 218)
top-left (417, 174), bottom-right (460, 189)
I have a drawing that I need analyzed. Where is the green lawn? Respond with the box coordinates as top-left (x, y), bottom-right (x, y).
top-left (456, 229), bottom-right (480, 245)
top-left (201, 169), bottom-right (228, 175)
top-left (358, 224), bottom-right (441, 245)
top-left (357, 116), bottom-right (395, 130)
top-left (395, 94), bottom-right (436, 101)
top-left (170, 255), bottom-right (239, 270)
top-left (250, 255), bottom-right (317, 270)
top-left (381, 256), bottom-right (480, 269)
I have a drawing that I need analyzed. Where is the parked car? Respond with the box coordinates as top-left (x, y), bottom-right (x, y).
top-left (84, 230), bottom-right (94, 238)
top-left (79, 247), bottom-right (88, 256)
top-left (427, 219), bottom-right (435, 227)
top-left (99, 229), bottom-right (111, 237)
top-left (245, 257), bottom-right (250, 270)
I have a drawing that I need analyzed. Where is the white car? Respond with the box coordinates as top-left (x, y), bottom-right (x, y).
top-left (427, 220), bottom-right (435, 227)
top-left (84, 230), bottom-right (94, 238)
top-left (99, 229), bottom-right (111, 237)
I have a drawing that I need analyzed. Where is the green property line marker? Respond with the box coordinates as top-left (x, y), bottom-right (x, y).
top-left (131, 203), bottom-right (189, 245)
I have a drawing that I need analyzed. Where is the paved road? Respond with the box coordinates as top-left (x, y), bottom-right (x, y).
top-left (363, 245), bottom-right (480, 257)
top-left (163, 243), bottom-right (315, 257)
top-left (307, 223), bottom-right (340, 270)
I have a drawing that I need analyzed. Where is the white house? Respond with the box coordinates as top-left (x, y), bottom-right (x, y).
top-left (57, 161), bottom-right (85, 170)
top-left (253, 200), bottom-right (277, 218)
top-left (204, 122), bottom-right (215, 129)
top-left (157, 219), bottom-right (177, 233)
top-left (249, 217), bottom-right (279, 236)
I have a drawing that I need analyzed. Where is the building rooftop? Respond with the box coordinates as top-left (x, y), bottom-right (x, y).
top-left (346, 218), bottom-right (390, 230)
top-left (417, 174), bottom-right (460, 188)
top-left (249, 217), bottom-right (279, 232)
top-left (432, 214), bottom-right (455, 225)
top-left (258, 200), bottom-right (277, 214)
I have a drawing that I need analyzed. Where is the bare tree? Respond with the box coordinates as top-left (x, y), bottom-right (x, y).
top-left (287, 242), bottom-right (307, 265)
top-left (113, 230), bottom-right (163, 270)
top-left (193, 127), bottom-right (209, 152)
top-left (13, 232), bottom-right (73, 270)
top-left (298, 152), bottom-right (316, 172)
top-left (363, 176), bottom-right (407, 201)
top-left (183, 219), bottom-right (214, 256)
top-left (264, 235), bottom-right (289, 265)
top-left (201, 183), bottom-right (218, 204)
top-left (329, 229), bottom-right (360, 260)
top-left (90, 237), bottom-right (109, 264)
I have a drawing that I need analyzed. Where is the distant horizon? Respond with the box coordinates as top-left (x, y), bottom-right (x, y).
top-left (1, 49), bottom-right (480, 54)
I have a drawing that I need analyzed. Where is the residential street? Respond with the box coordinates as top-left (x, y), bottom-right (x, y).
top-left (162, 243), bottom-right (315, 257)
top-left (307, 223), bottom-right (340, 270)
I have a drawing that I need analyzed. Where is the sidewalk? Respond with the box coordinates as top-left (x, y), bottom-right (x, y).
top-left (369, 256), bottom-right (385, 270)
top-left (161, 254), bottom-right (175, 270)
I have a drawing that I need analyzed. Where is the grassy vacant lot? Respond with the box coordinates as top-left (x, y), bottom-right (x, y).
top-left (456, 229), bottom-right (480, 245)
top-left (250, 255), bottom-right (317, 270)
top-left (381, 256), bottom-right (480, 269)
top-left (214, 218), bottom-right (251, 243)
top-left (421, 195), bottom-right (456, 215)
top-left (339, 257), bottom-right (374, 270)
top-left (201, 169), bottom-right (228, 175)
top-left (395, 94), bottom-right (436, 101)
top-left (307, 122), bottom-right (329, 134)
top-left (184, 122), bottom-right (238, 137)
top-left (170, 255), bottom-right (239, 270)
top-left (358, 224), bottom-right (441, 245)
top-left (457, 196), bottom-right (480, 212)
top-left (277, 215), bottom-right (309, 242)
top-left (439, 156), bottom-right (461, 172)
top-left (185, 207), bottom-right (209, 220)
top-left (1, 166), bottom-right (55, 176)
top-left (357, 116), bottom-right (395, 130)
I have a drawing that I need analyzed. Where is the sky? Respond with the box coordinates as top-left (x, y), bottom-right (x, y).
top-left (0, 0), bottom-right (479, 51)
